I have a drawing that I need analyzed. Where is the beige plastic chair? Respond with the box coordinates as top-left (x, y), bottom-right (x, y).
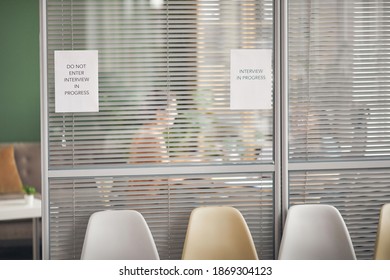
top-left (278, 204), bottom-right (356, 260)
top-left (181, 206), bottom-right (259, 260)
top-left (81, 210), bottom-right (159, 260)
top-left (374, 204), bottom-right (390, 260)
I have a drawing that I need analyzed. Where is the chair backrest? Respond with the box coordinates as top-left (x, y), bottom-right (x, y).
top-left (278, 204), bottom-right (356, 260)
top-left (181, 206), bottom-right (259, 260)
top-left (81, 210), bottom-right (159, 260)
top-left (374, 204), bottom-right (390, 260)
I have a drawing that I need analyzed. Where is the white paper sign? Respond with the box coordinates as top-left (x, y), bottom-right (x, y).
top-left (55, 50), bottom-right (99, 113)
top-left (230, 49), bottom-right (272, 110)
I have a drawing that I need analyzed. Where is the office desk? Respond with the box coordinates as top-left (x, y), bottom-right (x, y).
top-left (0, 198), bottom-right (41, 259)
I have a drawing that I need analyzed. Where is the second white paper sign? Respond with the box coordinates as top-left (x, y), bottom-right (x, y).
top-left (230, 49), bottom-right (272, 110)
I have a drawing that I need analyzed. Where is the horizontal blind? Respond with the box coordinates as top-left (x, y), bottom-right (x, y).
top-left (289, 0), bottom-right (390, 161)
top-left (44, 0), bottom-right (275, 260)
top-left (46, 0), bottom-right (274, 168)
top-left (288, 0), bottom-right (390, 260)
top-left (289, 169), bottom-right (390, 260)
top-left (49, 173), bottom-right (274, 260)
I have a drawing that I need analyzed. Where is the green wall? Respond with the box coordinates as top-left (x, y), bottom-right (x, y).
top-left (0, 0), bottom-right (40, 142)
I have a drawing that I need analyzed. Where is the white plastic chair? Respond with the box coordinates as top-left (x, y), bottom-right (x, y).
top-left (81, 210), bottom-right (159, 260)
top-left (182, 206), bottom-right (259, 260)
top-left (278, 204), bottom-right (356, 260)
top-left (374, 204), bottom-right (390, 260)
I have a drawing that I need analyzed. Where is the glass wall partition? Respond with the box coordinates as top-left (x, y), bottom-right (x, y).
top-left (41, 0), bottom-right (275, 259)
top-left (288, 0), bottom-right (390, 259)
top-left (42, 0), bottom-right (390, 260)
